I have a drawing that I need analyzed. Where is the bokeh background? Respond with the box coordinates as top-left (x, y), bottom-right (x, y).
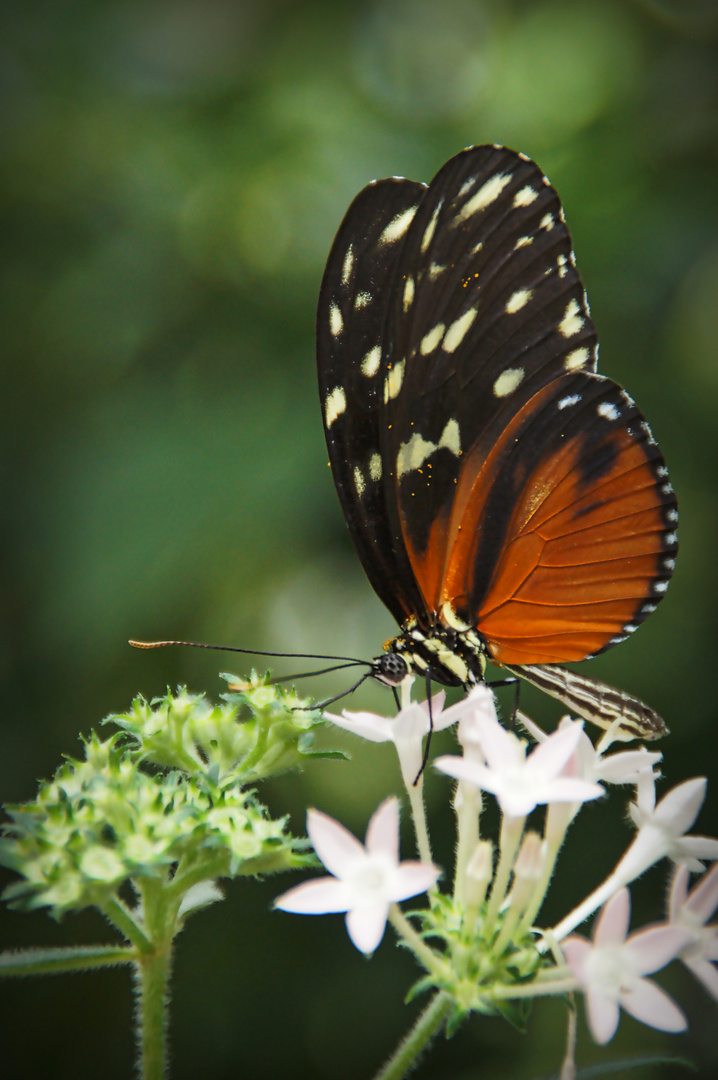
top-left (1, 0), bottom-right (717, 1077)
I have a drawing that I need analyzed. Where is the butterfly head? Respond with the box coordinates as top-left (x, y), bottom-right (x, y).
top-left (372, 622), bottom-right (488, 690)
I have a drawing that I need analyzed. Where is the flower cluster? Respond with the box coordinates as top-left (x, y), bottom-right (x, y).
top-left (275, 684), bottom-right (718, 1053)
top-left (0, 680), bottom-right (323, 919)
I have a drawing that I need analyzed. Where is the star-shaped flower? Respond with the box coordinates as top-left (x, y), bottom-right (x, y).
top-left (668, 863), bottom-right (718, 1002)
top-left (563, 888), bottom-right (689, 1044)
top-left (274, 798), bottom-right (439, 954)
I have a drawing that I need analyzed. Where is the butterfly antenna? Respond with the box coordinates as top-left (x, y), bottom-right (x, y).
top-left (269, 661), bottom-right (369, 684)
top-left (129, 639), bottom-right (367, 665)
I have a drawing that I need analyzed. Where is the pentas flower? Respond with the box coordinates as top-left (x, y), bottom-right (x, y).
top-left (668, 863), bottom-right (718, 1002)
top-left (621, 776), bottom-right (718, 879)
top-left (434, 712), bottom-right (603, 818)
top-left (563, 888), bottom-right (689, 1045)
top-left (325, 692), bottom-right (459, 789)
top-left (274, 799), bottom-right (439, 954)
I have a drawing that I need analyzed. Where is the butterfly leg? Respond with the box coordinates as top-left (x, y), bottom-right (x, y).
top-left (487, 676), bottom-right (520, 729)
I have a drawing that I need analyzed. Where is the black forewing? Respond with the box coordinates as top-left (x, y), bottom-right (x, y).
top-left (317, 176), bottom-right (428, 624)
top-left (382, 146), bottom-right (599, 576)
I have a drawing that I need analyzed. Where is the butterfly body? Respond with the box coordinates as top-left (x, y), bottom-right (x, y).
top-left (318, 145), bottom-right (677, 741)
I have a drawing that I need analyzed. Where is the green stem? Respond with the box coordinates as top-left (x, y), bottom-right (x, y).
top-left (0, 945), bottom-right (135, 976)
top-left (101, 896), bottom-right (153, 953)
top-left (372, 992), bottom-right (453, 1080)
top-left (388, 905), bottom-right (445, 979)
top-left (485, 814), bottom-right (525, 935)
top-left (136, 939), bottom-right (173, 1080)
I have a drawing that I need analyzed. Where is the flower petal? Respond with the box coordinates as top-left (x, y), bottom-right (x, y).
top-left (324, 710), bottom-right (394, 743)
top-left (562, 936), bottom-right (592, 983)
top-left (624, 926), bottom-right (691, 974)
top-left (595, 888), bottom-right (630, 946)
top-left (586, 988), bottom-right (621, 1045)
top-left (528, 721), bottom-right (585, 779)
top-left (365, 798), bottom-right (400, 862)
top-left (307, 809), bottom-right (366, 876)
top-left (345, 901), bottom-right (390, 954)
top-left (683, 863), bottom-right (718, 924)
top-left (683, 955), bottom-right (718, 1002)
top-left (388, 861), bottom-right (440, 902)
top-left (274, 877), bottom-right (353, 914)
top-left (620, 977), bottom-right (687, 1032)
top-left (653, 777), bottom-right (707, 836)
top-left (668, 864), bottom-right (690, 920)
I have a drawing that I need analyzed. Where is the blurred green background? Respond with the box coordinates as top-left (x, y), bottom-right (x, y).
top-left (1, 0), bottom-right (717, 1077)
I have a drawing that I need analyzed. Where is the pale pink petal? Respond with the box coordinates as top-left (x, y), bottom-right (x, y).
top-left (418, 691), bottom-right (449, 728)
top-left (434, 754), bottom-right (486, 787)
top-left (366, 798), bottom-right (400, 862)
top-left (654, 778), bottom-right (706, 835)
top-left (672, 835), bottom-right (718, 866)
top-left (274, 877), bottom-right (353, 913)
top-left (476, 714), bottom-right (524, 770)
top-left (562, 936), bottom-right (592, 982)
top-left (684, 863), bottom-right (718, 923)
top-left (389, 861), bottom-right (440, 901)
top-left (536, 778), bottom-right (603, 804)
top-left (345, 901), bottom-right (390, 953)
top-left (624, 926), bottom-right (691, 974)
top-left (586, 988), bottom-right (620, 1045)
top-left (324, 710), bottom-right (393, 743)
top-left (684, 955), bottom-right (718, 1001)
top-left (598, 750), bottom-right (662, 785)
top-left (307, 809), bottom-right (365, 876)
top-left (669, 864), bottom-right (690, 920)
top-left (595, 889), bottom-right (630, 946)
top-left (528, 722), bottom-right (585, 778)
top-left (620, 977), bottom-right (687, 1032)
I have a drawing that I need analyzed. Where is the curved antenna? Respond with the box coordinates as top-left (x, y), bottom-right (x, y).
top-left (129, 639), bottom-right (368, 665)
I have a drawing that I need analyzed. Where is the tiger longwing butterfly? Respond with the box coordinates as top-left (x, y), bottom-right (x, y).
top-left (316, 145), bottom-right (677, 741)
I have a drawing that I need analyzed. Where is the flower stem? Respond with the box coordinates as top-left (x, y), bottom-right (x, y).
top-left (406, 778), bottom-right (433, 866)
top-left (101, 896), bottom-right (153, 953)
top-left (135, 938), bottom-right (173, 1080)
top-left (371, 991), bottom-right (453, 1080)
top-left (388, 904), bottom-right (445, 978)
top-left (485, 814), bottom-right (525, 935)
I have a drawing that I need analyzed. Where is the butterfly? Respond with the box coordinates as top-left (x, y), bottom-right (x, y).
top-left (316, 144), bottom-right (678, 742)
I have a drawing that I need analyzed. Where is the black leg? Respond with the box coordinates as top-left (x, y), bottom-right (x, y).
top-left (413, 671), bottom-right (434, 785)
top-left (487, 676), bottom-right (520, 728)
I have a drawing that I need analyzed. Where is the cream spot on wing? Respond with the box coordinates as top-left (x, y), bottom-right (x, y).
top-left (379, 205), bottom-right (417, 245)
top-left (564, 347), bottom-right (589, 371)
top-left (341, 245), bottom-right (354, 285)
top-left (513, 185), bottom-right (538, 207)
top-left (557, 253), bottom-right (568, 278)
top-left (558, 299), bottom-right (585, 337)
top-left (361, 345), bottom-right (381, 377)
top-left (369, 453), bottom-right (382, 481)
top-left (456, 172), bottom-right (511, 222)
top-left (403, 276), bottom-right (415, 312)
top-left (540, 212), bottom-right (554, 231)
top-left (597, 401), bottom-right (619, 421)
top-left (420, 200), bottom-right (443, 252)
top-left (329, 303), bottom-right (343, 336)
top-left (443, 308), bottom-right (478, 352)
top-left (354, 466), bottom-right (366, 497)
top-left (472, 240), bottom-right (483, 254)
top-left (428, 262), bottom-right (445, 280)
top-left (505, 288), bottom-right (532, 314)
top-left (384, 359), bottom-right (405, 402)
top-left (420, 323), bottom-right (445, 354)
top-left (354, 291), bottom-right (372, 309)
top-left (324, 386), bottom-right (346, 428)
top-left (493, 367), bottom-right (525, 397)
top-left (397, 433), bottom-right (437, 477)
top-left (558, 393), bottom-right (581, 410)
top-left (438, 418), bottom-right (461, 456)
top-left (514, 235), bottom-right (533, 250)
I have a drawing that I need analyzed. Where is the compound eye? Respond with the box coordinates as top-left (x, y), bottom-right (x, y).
top-left (376, 653), bottom-right (409, 686)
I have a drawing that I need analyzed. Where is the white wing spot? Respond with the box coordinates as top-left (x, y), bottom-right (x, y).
top-left (329, 303), bottom-right (343, 336)
top-left (666, 508), bottom-right (678, 522)
top-left (420, 323), bottom-right (445, 354)
top-left (597, 401), bottom-right (619, 421)
top-left (514, 235), bottom-right (533, 250)
top-left (559, 299), bottom-right (585, 337)
top-left (429, 262), bottom-right (445, 280)
top-left (558, 394), bottom-right (581, 410)
top-left (620, 389), bottom-right (635, 406)
top-left (456, 172), bottom-right (511, 222)
top-left (505, 288), bottom-right (532, 314)
top-left (664, 557), bottom-right (676, 571)
top-left (354, 466), bottom-right (366, 497)
top-left (564, 347), bottom-right (589, 370)
top-left (397, 433), bottom-right (437, 477)
top-left (379, 205), bottom-right (417, 245)
top-left (444, 308), bottom-right (478, 352)
top-left (472, 240), bottom-right (483, 254)
top-left (369, 453), bottom-right (382, 481)
top-left (662, 481), bottom-right (673, 495)
top-left (656, 464), bottom-right (668, 477)
top-left (421, 200), bottom-right (443, 252)
top-left (439, 418), bottom-right (461, 456)
top-left (653, 580), bottom-right (669, 593)
top-left (642, 602), bottom-right (657, 614)
top-left (341, 245), bottom-right (354, 285)
top-left (324, 386), bottom-right (346, 428)
top-left (557, 253), bottom-right (568, 278)
top-left (354, 291), bottom-right (372, 309)
top-left (665, 531), bottom-right (678, 545)
top-left (384, 359), bottom-right (405, 402)
top-left (361, 345), bottom-right (381, 377)
top-left (493, 367), bottom-right (525, 397)
top-left (403, 276), bottom-right (415, 312)
top-left (513, 185), bottom-right (538, 207)
top-left (540, 213), bottom-right (554, 231)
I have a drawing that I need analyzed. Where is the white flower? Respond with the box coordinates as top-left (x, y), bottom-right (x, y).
top-left (325, 692), bottom-right (458, 788)
top-left (619, 777), bottom-right (718, 881)
top-left (435, 713), bottom-right (603, 819)
top-left (274, 798), bottom-right (439, 954)
top-left (563, 888), bottom-right (689, 1045)
top-left (668, 863), bottom-right (718, 1002)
